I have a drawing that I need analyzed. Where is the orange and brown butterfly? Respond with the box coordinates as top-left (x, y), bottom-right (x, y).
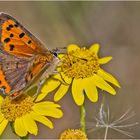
top-left (0, 12), bottom-right (60, 98)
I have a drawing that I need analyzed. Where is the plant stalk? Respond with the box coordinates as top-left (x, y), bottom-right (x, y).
top-left (80, 104), bottom-right (86, 133)
top-left (20, 134), bottom-right (29, 140)
top-left (104, 126), bottom-right (109, 140)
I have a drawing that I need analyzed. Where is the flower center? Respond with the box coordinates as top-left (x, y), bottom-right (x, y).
top-left (61, 48), bottom-right (100, 79)
top-left (60, 129), bottom-right (88, 140)
top-left (1, 95), bottom-right (34, 121)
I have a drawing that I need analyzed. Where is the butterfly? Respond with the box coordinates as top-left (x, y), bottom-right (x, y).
top-left (0, 12), bottom-right (60, 98)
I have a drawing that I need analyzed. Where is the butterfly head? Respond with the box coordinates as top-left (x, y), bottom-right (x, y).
top-left (52, 52), bottom-right (58, 57)
top-left (50, 47), bottom-right (67, 57)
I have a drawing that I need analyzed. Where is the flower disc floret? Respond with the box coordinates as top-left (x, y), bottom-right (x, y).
top-left (61, 48), bottom-right (99, 79)
top-left (60, 129), bottom-right (88, 140)
top-left (1, 95), bottom-right (34, 121)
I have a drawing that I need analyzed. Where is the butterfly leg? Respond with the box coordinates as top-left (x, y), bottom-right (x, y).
top-left (33, 77), bottom-right (47, 100)
top-left (33, 57), bottom-right (60, 100)
top-left (33, 65), bottom-right (56, 100)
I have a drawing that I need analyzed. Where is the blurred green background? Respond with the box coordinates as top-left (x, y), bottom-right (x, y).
top-left (0, 1), bottom-right (140, 139)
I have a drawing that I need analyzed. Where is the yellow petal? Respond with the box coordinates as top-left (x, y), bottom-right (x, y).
top-left (34, 108), bottom-right (63, 118)
top-left (98, 69), bottom-right (120, 88)
top-left (0, 95), bottom-right (3, 105)
top-left (33, 103), bottom-right (63, 118)
top-left (89, 43), bottom-right (100, 54)
top-left (0, 119), bottom-right (8, 135)
top-left (72, 78), bottom-right (85, 106)
top-left (58, 54), bottom-right (65, 59)
top-left (54, 84), bottom-right (69, 101)
top-left (35, 101), bottom-right (61, 108)
top-left (14, 117), bottom-right (28, 137)
top-left (53, 73), bottom-right (72, 85)
top-left (35, 79), bottom-right (60, 102)
top-left (92, 74), bottom-right (116, 95)
top-left (56, 66), bottom-right (62, 72)
top-left (30, 111), bottom-right (53, 129)
top-left (22, 114), bottom-right (38, 135)
top-left (99, 56), bottom-right (112, 64)
top-left (53, 74), bottom-right (64, 83)
top-left (61, 72), bottom-right (72, 84)
top-left (67, 44), bottom-right (80, 52)
top-left (84, 77), bottom-right (98, 102)
top-left (0, 113), bottom-right (4, 124)
top-left (41, 79), bottom-right (60, 93)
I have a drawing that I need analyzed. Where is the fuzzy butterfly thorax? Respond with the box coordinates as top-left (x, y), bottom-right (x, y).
top-left (0, 13), bottom-right (58, 98)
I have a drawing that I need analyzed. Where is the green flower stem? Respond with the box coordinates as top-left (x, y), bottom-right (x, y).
top-left (80, 104), bottom-right (86, 133)
top-left (10, 122), bottom-right (15, 134)
top-left (20, 134), bottom-right (29, 140)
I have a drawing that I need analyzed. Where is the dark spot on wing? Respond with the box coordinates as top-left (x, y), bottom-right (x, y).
top-left (19, 32), bottom-right (25, 38)
top-left (25, 78), bottom-right (28, 83)
top-left (28, 40), bottom-right (31, 44)
top-left (30, 73), bottom-right (33, 79)
top-left (9, 44), bottom-right (14, 51)
top-left (16, 62), bottom-right (19, 68)
top-left (6, 27), bottom-right (11, 31)
top-left (0, 81), bottom-right (1, 84)
top-left (1, 86), bottom-right (6, 90)
top-left (14, 24), bottom-right (18, 27)
top-left (9, 24), bottom-right (14, 28)
top-left (10, 33), bottom-right (14, 38)
top-left (4, 38), bottom-right (10, 43)
top-left (6, 25), bottom-right (14, 31)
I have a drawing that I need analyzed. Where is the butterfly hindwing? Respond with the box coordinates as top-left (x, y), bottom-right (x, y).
top-left (0, 50), bottom-right (31, 94)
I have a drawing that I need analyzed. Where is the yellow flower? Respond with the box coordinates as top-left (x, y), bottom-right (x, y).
top-left (37, 43), bottom-right (120, 106)
top-left (59, 129), bottom-right (88, 140)
top-left (0, 94), bottom-right (63, 137)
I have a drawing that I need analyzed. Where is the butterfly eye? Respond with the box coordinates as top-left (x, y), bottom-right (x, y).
top-left (53, 52), bottom-right (58, 57)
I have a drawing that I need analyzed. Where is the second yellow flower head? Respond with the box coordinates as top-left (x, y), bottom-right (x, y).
top-left (37, 43), bottom-right (120, 106)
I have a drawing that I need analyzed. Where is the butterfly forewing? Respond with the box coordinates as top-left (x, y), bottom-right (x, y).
top-left (0, 13), bottom-right (56, 97)
top-left (0, 13), bottom-right (50, 57)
